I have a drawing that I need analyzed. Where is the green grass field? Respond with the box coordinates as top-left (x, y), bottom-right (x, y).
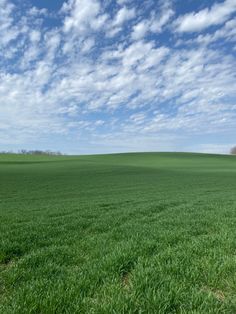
top-left (1, 152), bottom-right (236, 313)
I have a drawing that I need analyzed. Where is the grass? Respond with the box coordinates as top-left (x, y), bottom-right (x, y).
top-left (0, 152), bottom-right (236, 313)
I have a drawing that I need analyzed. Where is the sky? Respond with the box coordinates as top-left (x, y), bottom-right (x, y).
top-left (0, 0), bottom-right (236, 154)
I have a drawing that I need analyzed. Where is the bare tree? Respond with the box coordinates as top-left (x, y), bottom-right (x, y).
top-left (230, 146), bottom-right (236, 155)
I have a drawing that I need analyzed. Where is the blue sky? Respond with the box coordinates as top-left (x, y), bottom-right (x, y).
top-left (0, 0), bottom-right (236, 154)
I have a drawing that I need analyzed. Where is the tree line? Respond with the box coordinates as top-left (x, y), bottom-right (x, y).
top-left (0, 150), bottom-right (63, 155)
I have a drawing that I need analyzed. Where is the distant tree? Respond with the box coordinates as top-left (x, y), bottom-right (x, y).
top-left (17, 150), bottom-right (64, 156)
top-left (0, 150), bottom-right (13, 154)
top-left (1, 150), bottom-right (64, 155)
top-left (230, 146), bottom-right (236, 155)
top-left (19, 149), bottom-right (27, 154)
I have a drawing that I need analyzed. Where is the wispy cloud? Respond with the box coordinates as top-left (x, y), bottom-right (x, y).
top-left (175, 0), bottom-right (236, 32)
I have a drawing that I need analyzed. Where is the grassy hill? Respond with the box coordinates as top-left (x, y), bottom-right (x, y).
top-left (0, 152), bottom-right (236, 313)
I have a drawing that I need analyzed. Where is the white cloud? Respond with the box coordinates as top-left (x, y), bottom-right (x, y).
top-left (81, 38), bottom-right (95, 53)
top-left (117, 0), bottom-right (131, 5)
top-left (63, 0), bottom-right (102, 33)
top-left (29, 30), bottom-right (41, 43)
top-left (175, 0), bottom-right (236, 32)
top-left (28, 6), bottom-right (47, 17)
top-left (113, 6), bottom-right (136, 26)
top-left (196, 18), bottom-right (236, 45)
top-left (129, 112), bottom-right (147, 124)
top-left (105, 6), bottom-right (135, 37)
top-left (131, 1), bottom-right (174, 40)
top-left (0, 0), bottom-right (19, 47)
top-left (150, 7), bottom-right (174, 32)
top-left (131, 20), bottom-right (149, 40)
